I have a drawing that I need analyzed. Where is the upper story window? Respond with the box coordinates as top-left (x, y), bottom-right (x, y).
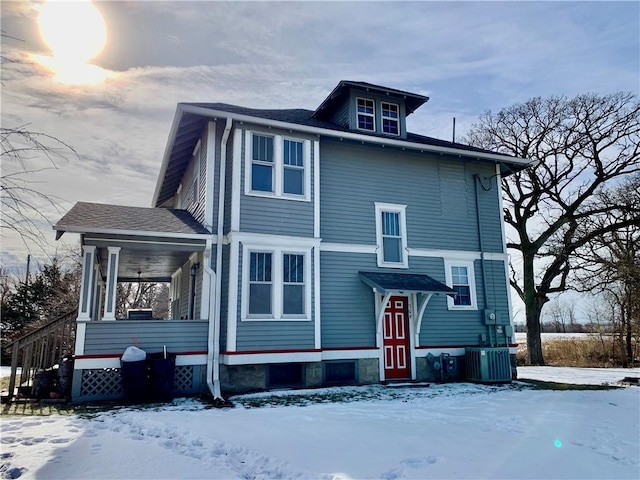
top-left (251, 134), bottom-right (274, 192)
top-left (283, 253), bottom-right (305, 315)
top-left (444, 260), bottom-right (477, 310)
top-left (375, 203), bottom-right (408, 268)
top-left (283, 139), bottom-right (304, 195)
top-left (246, 131), bottom-right (311, 201)
top-left (381, 102), bottom-right (400, 135)
top-left (356, 98), bottom-right (375, 131)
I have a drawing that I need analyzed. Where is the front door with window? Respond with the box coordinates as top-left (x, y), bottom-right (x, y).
top-left (383, 296), bottom-right (411, 379)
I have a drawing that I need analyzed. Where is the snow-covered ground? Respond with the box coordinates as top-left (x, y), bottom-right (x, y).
top-left (1, 367), bottom-right (638, 480)
top-left (514, 332), bottom-right (594, 342)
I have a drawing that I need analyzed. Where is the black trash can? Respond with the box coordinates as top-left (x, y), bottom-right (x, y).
top-left (120, 359), bottom-right (149, 403)
top-left (148, 352), bottom-right (176, 402)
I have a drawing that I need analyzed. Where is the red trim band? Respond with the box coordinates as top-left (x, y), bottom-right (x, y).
top-left (75, 351), bottom-right (207, 360)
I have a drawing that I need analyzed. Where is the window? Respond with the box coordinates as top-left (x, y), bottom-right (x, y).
top-left (251, 134), bottom-right (274, 192)
top-left (381, 102), bottom-right (399, 135)
top-left (356, 98), bottom-right (375, 131)
top-left (375, 203), bottom-right (408, 268)
top-left (283, 139), bottom-right (304, 195)
top-left (444, 260), bottom-right (477, 310)
top-left (283, 253), bottom-right (304, 315)
top-left (249, 252), bottom-right (273, 315)
top-left (246, 132), bottom-right (310, 201)
top-left (243, 246), bottom-right (311, 320)
top-left (268, 364), bottom-right (303, 388)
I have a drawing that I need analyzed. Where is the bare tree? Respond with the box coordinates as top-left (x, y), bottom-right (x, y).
top-left (574, 175), bottom-right (640, 366)
top-left (1, 125), bottom-right (78, 252)
top-left (467, 92), bottom-right (640, 364)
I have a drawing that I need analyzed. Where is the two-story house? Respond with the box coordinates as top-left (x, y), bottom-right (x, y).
top-left (54, 81), bottom-right (531, 402)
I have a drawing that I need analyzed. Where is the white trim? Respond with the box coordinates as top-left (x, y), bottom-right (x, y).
top-left (222, 351), bottom-right (321, 365)
top-left (444, 259), bottom-right (478, 310)
top-left (320, 243), bottom-right (377, 254)
top-left (229, 231), bottom-right (320, 248)
top-left (319, 242), bottom-right (508, 261)
top-left (274, 134), bottom-right (283, 195)
top-left (408, 248), bottom-right (507, 261)
top-left (74, 354), bottom-right (208, 370)
top-left (313, 246), bottom-right (321, 349)
top-left (313, 140), bottom-right (320, 238)
top-left (408, 294), bottom-right (417, 380)
top-left (200, 247), bottom-right (211, 321)
top-left (241, 244), bottom-right (312, 322)
top-left (83, 236), bottom-right (212, 248)
top-left (231, 127), bottom-right (242, 231)
top-left (414, 293), bottom-right (433, 347)
top-left (204, 121), bottom-right (216, 231)
top-left (77, 245), bottom-right (96, 320)
top-left (226, 239), bottom-right (240, 352)
top-left (321, 349), bottom-right (380, 360)
top-left (74, 322), bottom-right (86, 356)
top-left (57, 226), bottom-right (212, 240)
top-left (375, 202), bottom-right (408, 268)
top-left (102, 246), bottom-right (121, 321)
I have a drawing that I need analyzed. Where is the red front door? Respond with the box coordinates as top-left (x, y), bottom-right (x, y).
top-left (383, 296), bottom-right (411, 379)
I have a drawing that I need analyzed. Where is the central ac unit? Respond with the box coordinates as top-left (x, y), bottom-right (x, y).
top-left (465, 347), bottom-right (512, 383)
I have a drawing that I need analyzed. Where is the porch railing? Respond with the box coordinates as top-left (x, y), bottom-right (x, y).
top-left (6, 309), bottom-right (77, 400)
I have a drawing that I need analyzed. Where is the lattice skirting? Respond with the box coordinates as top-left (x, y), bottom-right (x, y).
top-left (76, 365), bottom-right (201, 401)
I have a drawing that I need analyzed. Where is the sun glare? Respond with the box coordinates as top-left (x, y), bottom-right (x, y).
top-left (37, 0), bottom-right (109, 84)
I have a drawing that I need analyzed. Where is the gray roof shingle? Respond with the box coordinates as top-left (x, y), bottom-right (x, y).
top-left (54, 202), bottom-right (210, 236)
top-left (359, 271), bottom-right (455, 295)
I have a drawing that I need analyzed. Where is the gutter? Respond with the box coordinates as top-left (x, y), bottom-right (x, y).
top-left (206, 116), bottom-right (232, 400)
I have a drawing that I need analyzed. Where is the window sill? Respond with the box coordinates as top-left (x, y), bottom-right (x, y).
top-left (377, 261), bottom-right (409, 269)
top-left (242, 316), bottom-right (311, 322)
top-left (245, 190), bottom-right (310, 202)
top-left (447, 305), bottom-right (477, 311)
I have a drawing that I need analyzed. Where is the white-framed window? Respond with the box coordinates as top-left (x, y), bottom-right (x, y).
top-left (381, 102), bottom-right (400, 135)
top-left (356, 97), bottom-right (375, 131)
top-left (283, 138), bottom-right (304, 196)
top-left (243, 244), bottom-right (311, 321)
top-left (248, 251), bottom-right (273, 315)
top-left (245, 131), bottom-right (311, 201)
top-left (444, 260), bottom-right (477, 310)
top-left (375, 203), bottom-right (408, 268)
top-left (170, 270), bottom-right (182, 319)
top-left (250, 134), bottom-right (274, 193)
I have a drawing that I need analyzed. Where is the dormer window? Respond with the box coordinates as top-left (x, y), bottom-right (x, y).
top-left (382, 102), bottom-right (399, 135)
top-left (356, 98), bottom-right (375, 131)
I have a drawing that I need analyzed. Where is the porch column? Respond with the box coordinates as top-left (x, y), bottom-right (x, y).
top-left (77, 245), bottom-right (96, 321)
top-left (102, 246), bottom-right (121, 321)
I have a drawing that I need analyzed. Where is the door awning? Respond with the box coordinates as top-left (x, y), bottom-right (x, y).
top-left (359, 271), bottom-right (455, 296)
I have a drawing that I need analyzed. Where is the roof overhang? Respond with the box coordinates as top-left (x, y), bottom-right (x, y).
top-left (359, 271), bottom-right (455, 296)
top-left (152, 103), bottom-right (533, 205)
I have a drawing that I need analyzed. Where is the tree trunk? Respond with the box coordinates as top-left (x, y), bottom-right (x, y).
top-left (522, 252), bottom-right (546, 365)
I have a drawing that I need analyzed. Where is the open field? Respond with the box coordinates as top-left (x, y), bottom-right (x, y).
top-left (515, 332), bottom-right (639, 367)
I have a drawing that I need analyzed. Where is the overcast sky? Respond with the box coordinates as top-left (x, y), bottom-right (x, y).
top-left (2, 0), bottom-right (639, 276)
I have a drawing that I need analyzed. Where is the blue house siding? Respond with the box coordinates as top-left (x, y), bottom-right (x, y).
top-left (234, 244), bottom-right (316, 351)
top-left (239, 128), bottom-right (315, 237)
top-left (83, 320), bottom-right (209, 355)
top-left (320, 251), bottom-right (378, 348)
top-left (319, 139), bottom-right (505, 252)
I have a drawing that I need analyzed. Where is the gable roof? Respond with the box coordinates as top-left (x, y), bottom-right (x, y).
top-left (54, 202), bottom-right (211, 239)
top-left (312, 80), bottom-right (429, 119)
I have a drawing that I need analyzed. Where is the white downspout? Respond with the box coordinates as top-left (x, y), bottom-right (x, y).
top-left (206, 117), bottom-right (232, 400)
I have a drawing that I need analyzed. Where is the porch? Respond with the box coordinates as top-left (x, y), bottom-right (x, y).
top-left (53, 202), bottom-right (215, 402)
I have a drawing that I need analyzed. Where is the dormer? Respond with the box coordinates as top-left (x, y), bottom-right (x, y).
top-left (312, 81), bottom-right (429, 140)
